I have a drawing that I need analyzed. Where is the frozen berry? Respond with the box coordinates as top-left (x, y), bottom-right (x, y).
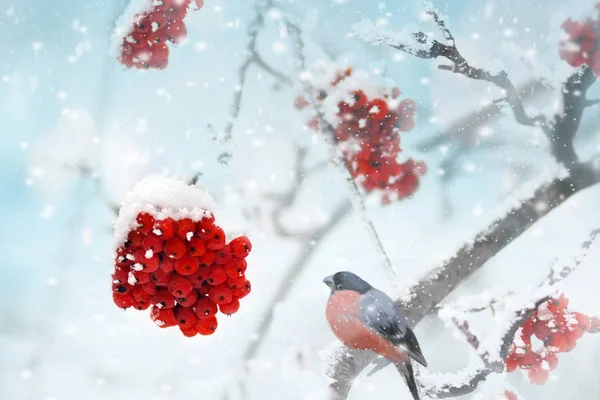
top-left (177, 218), bottom-right (196, 240)
top-left (194, 297), bottom-right (218, 319)
top-left (195, 315), bottom-right (218, 335)
top-left (153, 287), bottom-right (175, 309)
top-left (159, 255), bottom-right (175, 272)
top-left (154, 218), bottom-right (176, 240)
top-left (136, 212), bottom-right (155, 234)
top-left (528, 366), bottom-right (548, 385)
top-left (112, 282), bottom-right (131, 294)
top-left (198, 251), bottom-right (216, 267)
top-left (505, 354), bottom-right (518, 372)
top-left (180, 326), bottom-right (197, 337)
top-left (132, 270), bottom-right (151, 284)
top-left (165, 236), bottom-right (187, 259)
top-left (188, 237), bottom-right (207, 256)
top-left (113, 292), bottom-right (135, 309)
top-left (186, 267), bottom-right (210, 288)
top-left (207, 226), bottom-right (226, 250)
top-left (151, 306), bottom-right (177, 328)
top-left (142, 282), bottom-right (158, 296)
top-left (168, 274), bottom-right (194, 297)
top-left (176, 289), bottom-right (198, 307)
top-left (142, 233), bottom-right (164, 253)
top-left (214, 245), bottom-right (232, 265)
top-left (208, 284), bottom-right (233, 305)
top-left (174, 306), bottom-right (197, 329)
top-left (224, 258), bottom-right (247, 278)
top-left (547, 294), bottom-right (569, 313)
top-left (367, 99), bottom-right (389, 120)
top-left (226, 276), bottom-right (246, 290)
top-left (126, 229), bottom-right (144, 248)
top-left (229, 235), bottom-right (252, 258)
top-left (195, 215), bottom-right (215, 239)
top-left (174, 254), bottom-right (199, 276)
top-left (233, 280), bottom-right (251, 299)
top-left (166, 18), bottom-right (188, 43)
top-left (219, 298), bottom-right (240, 315)
top-left (151, 268), bottom-right (171, 287)
top-left (207, 266), bottom-right (227, 286)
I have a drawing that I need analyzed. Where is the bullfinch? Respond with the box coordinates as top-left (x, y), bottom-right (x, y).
top-left (323, 271), bottom-right (427, 400)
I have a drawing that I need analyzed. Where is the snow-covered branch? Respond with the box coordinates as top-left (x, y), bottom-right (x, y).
top-left (326, 159), bottom-right (600, 399)
top-left (353, 11), bottom-right (597, 167)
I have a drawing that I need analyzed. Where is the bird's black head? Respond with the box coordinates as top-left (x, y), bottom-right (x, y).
top-left (323, 271), bottom-right (372, 294)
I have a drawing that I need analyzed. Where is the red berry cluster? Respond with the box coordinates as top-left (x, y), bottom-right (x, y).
top-left (295, 67), bottom-right (426, 204)
top-left (505, 294), bottom-right (600, 384)
top-left (559, 3), bottom-right (600, 77)
top-left (118, 0), bottom-right (198, 70)
top-left (502, 391), bottom-right (517, 400)
top-left (112, 211), bottom-right (252, 337)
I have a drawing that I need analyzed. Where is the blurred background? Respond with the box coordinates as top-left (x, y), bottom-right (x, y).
top-left (1, 0), bottom-right (599, 399)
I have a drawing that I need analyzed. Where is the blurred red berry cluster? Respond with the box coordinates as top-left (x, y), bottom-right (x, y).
top-left (112, 211), bottom-right (252, 337)
top-left (295, 67), bottom-right (426, 204)
top-left (503, 391), bottom-right (517, 400)
top-left (559, 3), bottom-right (600, 76)
top-left (118, 0), bottom-right (201, 70)
top-left (505, 294), bottom-right (600, 384)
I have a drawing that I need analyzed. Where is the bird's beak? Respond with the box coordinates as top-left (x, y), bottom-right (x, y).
top-left (323, 275), bottom-right (335, 290)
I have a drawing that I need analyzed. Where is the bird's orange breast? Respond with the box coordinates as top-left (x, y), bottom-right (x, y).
top-left (326, 290), bottom-right (407, 364)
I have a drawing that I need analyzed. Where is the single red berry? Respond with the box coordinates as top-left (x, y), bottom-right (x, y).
top-left (197, 283), bottom-right (210, 296)
top-left (154, 218), bottom-right (176, 240)
top-left (148, 11), bottom-right (169, 30)
top-left (505, 354), bottom-right (518, 372)
top-left (517, 351), bottom-right (539, 369)
top-left (198, 250), bottom-right (216, 267)
top-left (177, 218), bottom-right (196, 240)
top-left (151, 268), bottom-right (171, 287)
top-left (226, 276), bottom-right (246, 290)
top-left (153, 287), bottom-right (176, 309)
top-left (133, 299), bottom-right (151, 311)
top-left (112, 282), bottom-right (131, 295)
top-left (224, 258), bottom-right (247, 278)
top-left (219, 298), bottom-right (240, 315)
top-left (504, 391), bottom-right (517, 400)
top-left (136, 212), bottom-right (155, 234)
top-left (126, 229), bottom-right (144, 248)
top-left (195, 315), bottom-right (218, 335)
top-left (194, 297), bottom-right (218, 319)
top-left (214, 245), bottom-right (233, 265)
top-left (367, 98), bottom-right (389, 120)
top-left (233, 280), bottom-right (251, 299)
top-left (164, 236), bottom-right (187, 259)
top-left (132, 285), bottom-right (152, 303)
top-left (570, 312), bottom-right (591, 332)
top-left (174, 305), bottom-right (197, 329)
top-left (142, 281), bottom-right (158, 296)
top-left (352, 90), bottom-right (368, 109)
top-left (174, 254), bottom-right (200, 276)
top-left (208, 284), bottom-right (233, 305)
top-left (185, 267), bottom-right (210, 288)
top-left (546, 332), bottom-right (569, 352)
top-left (180, 326), bottom-right (197, 337)
top-left (229, 235), bottom-right (252, 258)
top-left (207, 266), bottom-right (228, 286)
top-left (135, 252), bottom-right (160, 273)
top-left (195, 216), bottom-right (216, 240)
top-left (142, 233), bottom-right (164, 253)
top-left (112, 268), bottom-right (130, 285)
top-left (528, 366), bottom-right (549, 385)
top-left (113, 292), bottom-right (135, 309)
top-left (188, 237), bottom-right (207, 257)
top-left (207, 226), bottom-right (226, 250)
top-left (168, 274), bottom-right (194, 297)
top-left (133, 14), bottom-right (153, 34)
top-left (114, 254), bottom-right (133, 269)
top-left (150, 306), bottom-right (177, 328)
top-left (542, 351), bottom-right (558, 370)
top-left (176, 289), bottom-right (199, 307)
top-left (533, 319), bottom-right (553, 341)
top-left (159, 255), bottom-right (175, 272)
top-left (521, 317), bottom-right (535, 337)
top-left (547, 293), bottom-right (569, 313)
top-left (166, 18), bottom-right (188, 44)
top-left (132, 270), bottom-right (151, 284)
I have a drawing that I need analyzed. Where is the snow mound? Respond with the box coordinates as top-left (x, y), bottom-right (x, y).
top-left (114, 174), bottom-right (215, 247)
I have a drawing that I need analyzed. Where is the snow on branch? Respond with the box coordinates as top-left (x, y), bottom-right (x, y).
top-left (326, 159), bottom-right (600, 399)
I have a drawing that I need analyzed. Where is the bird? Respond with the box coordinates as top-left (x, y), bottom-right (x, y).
top-left (323, 271), bottom-right (427, 400)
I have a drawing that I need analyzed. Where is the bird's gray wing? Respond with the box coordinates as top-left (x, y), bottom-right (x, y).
top-left (359, 289), bottom-right (428, 367)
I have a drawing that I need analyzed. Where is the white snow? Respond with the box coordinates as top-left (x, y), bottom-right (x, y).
top-left (113, 174), bottom-right (215, 247)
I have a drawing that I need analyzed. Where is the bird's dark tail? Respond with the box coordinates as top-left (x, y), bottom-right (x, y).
top-left (395, 359), bottom-right (420, 400)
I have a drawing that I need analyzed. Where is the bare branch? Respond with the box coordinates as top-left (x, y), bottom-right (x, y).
top-left (223, 0), bottom-right (293, 141)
